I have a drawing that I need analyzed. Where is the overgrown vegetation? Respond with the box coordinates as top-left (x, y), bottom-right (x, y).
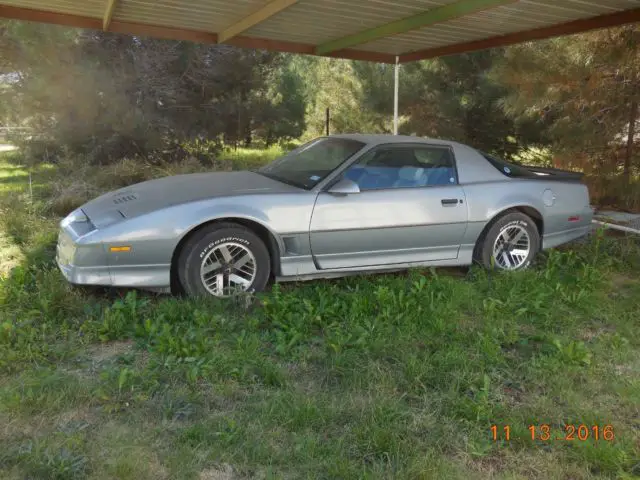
top-left (1, 17), bottom-right (640, 478)
top-left (1, 151), bottom-right (639, 479)
top-left (1, 22), bottom-right (639, 209)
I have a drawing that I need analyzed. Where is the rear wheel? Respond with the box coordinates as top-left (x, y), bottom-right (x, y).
top-left (178, 223), bottom-right (271, 298)
top-left (475, 212), bottom-right (540, 270)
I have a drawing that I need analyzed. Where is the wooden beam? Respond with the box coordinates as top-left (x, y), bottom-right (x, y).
top-left (109, 20), bottom-right (218, 43)
top-left (218, 0), bottom-right (298, 43)
top-left (222, 36), bottom-right (396, 63)
top-left (0, 5), bottom-right (394, 63)
top-left (103, 0), bottom-right (118, 31)
top-left (314, 0), bottom-right (514, 55)
top-left (399, 8), bottom-right (640, 63)
top-left (0, 4), bottom-right (103, 30)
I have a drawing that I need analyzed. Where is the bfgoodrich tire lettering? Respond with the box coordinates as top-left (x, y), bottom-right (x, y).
top-left (178, 222), bottom-right (271, 297)
top-left (476, 212), bottom-right (540, 270)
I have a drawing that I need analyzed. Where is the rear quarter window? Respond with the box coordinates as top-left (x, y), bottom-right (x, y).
top-left (480, 152), bottom-right (536, 178)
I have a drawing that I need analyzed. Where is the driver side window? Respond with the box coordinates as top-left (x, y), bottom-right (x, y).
top-left (344, 144), bottom-right (457, 191)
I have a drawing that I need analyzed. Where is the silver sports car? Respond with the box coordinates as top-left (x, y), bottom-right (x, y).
top-left (57, 134), bottom-right (594, 297)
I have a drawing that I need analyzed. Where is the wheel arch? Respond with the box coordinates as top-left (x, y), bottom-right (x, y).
top-left (473, 205), bottom-right (544, 259)
top-left (170, 217), bottom-right (282, 294)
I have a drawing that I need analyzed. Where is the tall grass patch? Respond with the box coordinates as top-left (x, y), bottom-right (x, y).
top-left (1, 152), bottom-right (639, 479)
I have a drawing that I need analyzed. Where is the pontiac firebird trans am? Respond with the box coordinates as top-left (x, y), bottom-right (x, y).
top-left (57, 134), bottom-right (594, 297)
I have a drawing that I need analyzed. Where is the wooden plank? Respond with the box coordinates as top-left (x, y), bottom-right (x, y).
top-left (314, 0), bottom-right (514, 55)
top-left (399, 8), bottom-right (640, 63)
top-left (103, 0), bottom-right (118, 31)
top-left (218, 0), bottom-right (298, 43)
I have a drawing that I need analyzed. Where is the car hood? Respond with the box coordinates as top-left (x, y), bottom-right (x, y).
top-left (81, 170), bottom-right (299, 228)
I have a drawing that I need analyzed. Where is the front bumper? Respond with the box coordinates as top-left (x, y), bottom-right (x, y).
top-left (56, 228), bottom-right (112, 285)
top-left (56, 260), bottom-right (112, 285)
top-left (56, 227), bottom-right (171, 290)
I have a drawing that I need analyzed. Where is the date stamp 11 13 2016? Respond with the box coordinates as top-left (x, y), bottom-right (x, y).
top-left (491, 424), bottom-right (615, 442)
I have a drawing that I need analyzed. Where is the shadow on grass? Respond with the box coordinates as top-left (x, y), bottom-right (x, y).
top-left (0, 174), bottom-right (33, 186)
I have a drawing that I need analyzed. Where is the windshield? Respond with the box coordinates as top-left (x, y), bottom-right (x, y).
top-left (257, 137), bottom-right (366, 190)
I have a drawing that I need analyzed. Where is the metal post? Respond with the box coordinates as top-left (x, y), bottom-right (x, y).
top-left (393, 56), bottom-right (399, 135)
top-left (326, 107), bottom-right (330, 136)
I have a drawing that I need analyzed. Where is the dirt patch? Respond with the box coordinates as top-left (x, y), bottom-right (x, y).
top-left (0, 413), bottom-right (44, 441)
top-left (88, 340), bottom-right (134, 364)
top-left (615, 357), bottom-right (640, 379)
top-left (200, 464), bottom-right (236, 480)
top-left (610, 273), bottom-right (638, 289)
top-left (0, 407), bottom-right (97, 441)
top-left (55, 406), bottom-right (99, 432)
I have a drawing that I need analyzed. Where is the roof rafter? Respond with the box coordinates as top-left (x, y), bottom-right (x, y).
top-left (0, 3), bottom-right (638, 65)
top-left (0, 4), bottom-right (395, 63)
top-left (218, 0), bottom-right (298, 44)
top-left (398, 7), bottom-right (640, 63)
top-left (314, 0), bottom-right (515, 56)
top-left (103, 0), bottom-right (118, 31)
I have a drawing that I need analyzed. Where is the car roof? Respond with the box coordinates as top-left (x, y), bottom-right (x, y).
top-left (328, 133), bottom-right (463, 148)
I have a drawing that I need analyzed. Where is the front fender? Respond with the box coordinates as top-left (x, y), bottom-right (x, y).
top-left (92, 192), bottom-right (316, 265)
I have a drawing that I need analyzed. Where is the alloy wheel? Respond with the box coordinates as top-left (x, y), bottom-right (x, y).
top-left (492, 224), bottom-right (531, 270)
top-left (199, 242), bottom-right (257, 296)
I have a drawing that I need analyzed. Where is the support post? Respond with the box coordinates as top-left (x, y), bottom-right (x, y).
top-left (326, 107), bottom-right (330, 136)
top-left (393, 56), bottom-right (399, 135)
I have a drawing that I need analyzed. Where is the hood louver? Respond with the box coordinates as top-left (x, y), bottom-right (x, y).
top-left (113, 194), bottom-right (137, 205)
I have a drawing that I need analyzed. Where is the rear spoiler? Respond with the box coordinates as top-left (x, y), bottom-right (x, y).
top-left (523, 166), bottom-right (585, 180)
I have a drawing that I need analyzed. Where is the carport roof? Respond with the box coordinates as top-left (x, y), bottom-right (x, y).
top-left (1, 0), bottom-right (639, 63)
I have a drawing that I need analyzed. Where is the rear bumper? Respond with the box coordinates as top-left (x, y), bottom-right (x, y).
top-left (542, 225), bottom-right (592, 250)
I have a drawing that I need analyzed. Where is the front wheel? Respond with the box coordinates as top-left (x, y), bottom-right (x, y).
top-left (475, 212), bottom-right (540, 270)
top-left (178, 222), bottom-right (271, 297)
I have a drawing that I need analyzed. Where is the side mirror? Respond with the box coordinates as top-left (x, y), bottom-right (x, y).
top-left (327, 178), bottom-right (360, 195)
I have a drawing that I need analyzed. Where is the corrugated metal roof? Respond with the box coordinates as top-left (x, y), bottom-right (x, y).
top-left (360, 0), bottom-right (640, 54)
top-left (113, 0), bottom-right (267, 34)
top-left (247, 0), bottom-right (453, 45)
top-left (0, 0), bottom-right (638, 62)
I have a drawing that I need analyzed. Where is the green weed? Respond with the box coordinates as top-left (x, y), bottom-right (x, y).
top-left (1, 154), bottom-right (639, 479)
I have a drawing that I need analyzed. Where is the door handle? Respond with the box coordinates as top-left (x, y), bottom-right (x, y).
top-left (441, 198), bottom-right (459, 206)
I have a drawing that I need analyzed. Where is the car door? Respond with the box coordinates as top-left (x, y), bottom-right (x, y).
top-left (309, 143), bottom-right (468, 270)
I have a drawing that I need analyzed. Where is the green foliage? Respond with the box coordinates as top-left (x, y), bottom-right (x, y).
top-left (399, 50), bottom-right (546, 157)
top-left (3, 21), bottom-right (640, 208)
top-left (493, 25), bottom-right (640, 205)
top-left (2, 113), bottom-right (640, 478)
top-left (0, 24), bottom-right (305, 163)
top-left (98, 292), bottom-right (149, 341)
top-left (2, 436), bottom-right (89, 480)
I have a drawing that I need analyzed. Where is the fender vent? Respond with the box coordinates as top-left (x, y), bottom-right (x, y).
top-left (283, 236), bottom-right (301, 255)
top-left (113, 194), bottom-right (137, 205)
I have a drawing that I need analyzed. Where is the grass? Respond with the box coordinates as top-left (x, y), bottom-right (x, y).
top-left (1, 148), bottom-right (639, 479)
top-left (218, 144), bottom-right (292, 169)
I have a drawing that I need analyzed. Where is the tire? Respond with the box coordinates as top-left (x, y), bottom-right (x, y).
top-left (474, 212), bottom-right (540, 271)
top-left (177, 222), bottom-right (271, 298)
